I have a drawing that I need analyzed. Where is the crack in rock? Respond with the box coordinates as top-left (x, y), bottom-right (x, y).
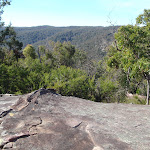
top-left (0, 117), bottom-right (43, 149)
top-left (0, 109), bottom-right (12, 118)
top-left (72, 122), bottom-right (82, 128)
top-left (29, 117), bottom-right (43, 134)
top-left (0, 132), bottom-right (30, 149)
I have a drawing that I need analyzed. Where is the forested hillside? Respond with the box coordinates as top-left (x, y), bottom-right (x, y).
top-left (14, 26), bottom-right (119, 60)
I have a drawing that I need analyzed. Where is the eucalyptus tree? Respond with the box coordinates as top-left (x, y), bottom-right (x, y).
top-left (53, 41), bottom-right (76, 67)
top-left (2, 26), bottom-right (23, 61)
top-left (107, 9), bottom-right (150, 104)
top-left (0, 0), bottom-right (11, 26)
top-left (0, 0), bottom-right (11, 62)
top-left (0, 1), bottom-right (23, 62)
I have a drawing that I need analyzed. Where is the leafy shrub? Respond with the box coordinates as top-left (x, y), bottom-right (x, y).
top-left (44, 66), bottom-right (91, 99)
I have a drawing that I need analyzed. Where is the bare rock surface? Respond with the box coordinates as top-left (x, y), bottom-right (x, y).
top-left (0, 89), bottom-right (150, 150)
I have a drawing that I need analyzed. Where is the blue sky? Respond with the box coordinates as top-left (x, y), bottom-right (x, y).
top-left (2, 0), bottom-right (150, 27)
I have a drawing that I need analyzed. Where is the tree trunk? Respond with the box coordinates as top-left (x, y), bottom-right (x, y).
top-left (126, 67), bottom-right (130, 93)
top-left (146, 78), bottom-right (150, 105)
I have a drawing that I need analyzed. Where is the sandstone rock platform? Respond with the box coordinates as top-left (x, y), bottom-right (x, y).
top-left (0, 89), bottom-right (150, 150)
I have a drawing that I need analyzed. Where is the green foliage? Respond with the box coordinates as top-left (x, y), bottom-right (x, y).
top-left (44, 66), bottom-right (91, 99)
top-left (136, 9), bottom-right (150, 26)
top-left (0, 26), bottom-right (23, 63)
top-left (73, 49), bottom-right (87, 68)
top-left (3, 50), bottom-right (16, 65)
top-left (0, 64), bottom-right (9, 93)
top-left (106, 9), bottom-right (150, 104)
top-left (1, 26), bottom-right (23, 61)
top-left (95, 67), bottom-right (126, 103)
top-left (23, 44), bottom-right (37, 59)
top-left (44, 41), bottom-right (87, 69)
top-left (0, 63), bottom-right (29, 94)
top-left (7, 63), bottom-right (29, 94)
top-left (3, 26), bottom-right (23, 50)
top-left (96, 77), bottom-right (117, 102)
top-left (0, 48), bottom-right (5, 63)
top-left (53, 41), bottom-right (75, 67)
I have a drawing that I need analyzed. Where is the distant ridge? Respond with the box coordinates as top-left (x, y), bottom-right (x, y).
top-left (14, 25), bottom-right (120, 60)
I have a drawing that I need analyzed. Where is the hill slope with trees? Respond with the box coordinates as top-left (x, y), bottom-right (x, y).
top-left (14, 26), bottom-right (119, 60)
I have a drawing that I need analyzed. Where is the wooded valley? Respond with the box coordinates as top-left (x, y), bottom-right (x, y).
top-left (14, 25), bottom-right (119, 60)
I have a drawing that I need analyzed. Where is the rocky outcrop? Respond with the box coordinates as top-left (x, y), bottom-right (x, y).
top-left (0, 89), bottom-right (150, 150)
